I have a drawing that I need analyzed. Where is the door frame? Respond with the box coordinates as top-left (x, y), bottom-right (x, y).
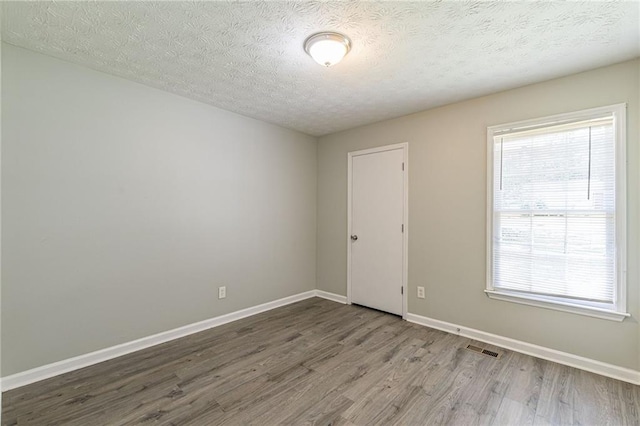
top-left (347, 142), bottom-right (409, 319)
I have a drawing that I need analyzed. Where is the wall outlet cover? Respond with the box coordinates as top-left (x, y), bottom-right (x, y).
top-left (417, 286), bottom-right (425, 299)
top-left (218, 286), bottom-right (226, 299)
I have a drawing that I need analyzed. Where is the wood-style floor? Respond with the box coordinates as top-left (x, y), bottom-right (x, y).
top-left (3, 297), bottom-right (640, 425)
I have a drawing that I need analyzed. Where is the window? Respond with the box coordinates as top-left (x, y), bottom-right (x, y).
top-left (486, 104), bottom-right (628, 321)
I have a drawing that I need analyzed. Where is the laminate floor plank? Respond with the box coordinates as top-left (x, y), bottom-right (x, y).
top-left (534, 363), bottom-right (575, 425)
top-left (615, 380), bottom-right (640, 425)
top-left (342, 340), bottom-right (428, 424)
top-left (493, 397), bottom-right (535, 426)
top-left (19, 371), bottom-right (179, 426)
top-left (4, 298), bottom-right (336, 416)
top-left (439, 364), bottom-right (507, 426)
top-left (395, 345), bottom-right (500, 425)
top-left (3, 298), bottom-right (639, 425)
top-left (215, 335), bottom-right (414, 424)
top-left (490, 352), bottom-right (544, 426)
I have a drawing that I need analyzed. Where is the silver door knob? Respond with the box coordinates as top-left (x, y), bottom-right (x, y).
top-left (351, 235), bottom-right (358, 241)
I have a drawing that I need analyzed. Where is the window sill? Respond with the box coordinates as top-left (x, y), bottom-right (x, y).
top-left (484, 290), bottom-right (630, 322)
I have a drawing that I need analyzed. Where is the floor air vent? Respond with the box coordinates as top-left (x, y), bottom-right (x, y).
top-left (466, 344), bottom-right (501, 359)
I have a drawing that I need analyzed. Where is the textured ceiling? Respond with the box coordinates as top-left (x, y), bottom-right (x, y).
top-left (3, 1), bottom-right (639, 136)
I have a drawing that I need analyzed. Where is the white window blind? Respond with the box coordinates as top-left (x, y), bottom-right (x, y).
top-left (492, 115), bottom-right (617, 304)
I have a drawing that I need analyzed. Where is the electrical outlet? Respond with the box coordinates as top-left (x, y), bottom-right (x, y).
top-left (417, 286), bottom-right (425, 299)
top-left (218, 286), bottom-right (226, 299)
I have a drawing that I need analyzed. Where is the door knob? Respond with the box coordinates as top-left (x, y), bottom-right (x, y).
top-left (351, 235), bottom-right (358, 241)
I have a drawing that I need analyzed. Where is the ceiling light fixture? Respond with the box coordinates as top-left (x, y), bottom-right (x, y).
top-left (304, 32), bottom-right (352, 67)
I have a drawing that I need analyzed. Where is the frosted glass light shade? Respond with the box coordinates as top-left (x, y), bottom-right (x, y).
top-left (304, 32), bottom-right (351, 67)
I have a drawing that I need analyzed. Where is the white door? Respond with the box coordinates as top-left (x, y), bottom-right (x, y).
top-left (349, 145), bottom-right (406, 316)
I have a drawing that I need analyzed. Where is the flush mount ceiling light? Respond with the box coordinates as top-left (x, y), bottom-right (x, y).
top-left (304, 32), bottom-right (352, 67)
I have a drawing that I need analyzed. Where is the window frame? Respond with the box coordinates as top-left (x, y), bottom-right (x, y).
top-left (485, 104), bottom-right (628, 322)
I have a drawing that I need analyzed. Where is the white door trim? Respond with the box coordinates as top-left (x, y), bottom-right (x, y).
top-left (347, 142), bottom-right (409, 318)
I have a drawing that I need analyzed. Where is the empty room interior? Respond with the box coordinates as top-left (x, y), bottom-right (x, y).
top-left (1, 1), bottom-right (640, 425)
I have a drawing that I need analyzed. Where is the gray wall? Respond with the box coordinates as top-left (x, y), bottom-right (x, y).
top-left (0, 13), bottom-right (3, 383)
top-left (317, 59), bottom-right (640, 370)
top-left (1, 44), bottom-right (317, 375)
top-left (3, 41), bottom-right (638, 378)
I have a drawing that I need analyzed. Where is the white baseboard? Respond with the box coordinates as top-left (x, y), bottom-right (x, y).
top-left (315, 290), bottom-right (348, 304)
top-left (406, 312), bottom-right (640, 385)
top-left (12, 293), bottom-right (631, 392)
top-left (0, 290), bottom-right (317, 392)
